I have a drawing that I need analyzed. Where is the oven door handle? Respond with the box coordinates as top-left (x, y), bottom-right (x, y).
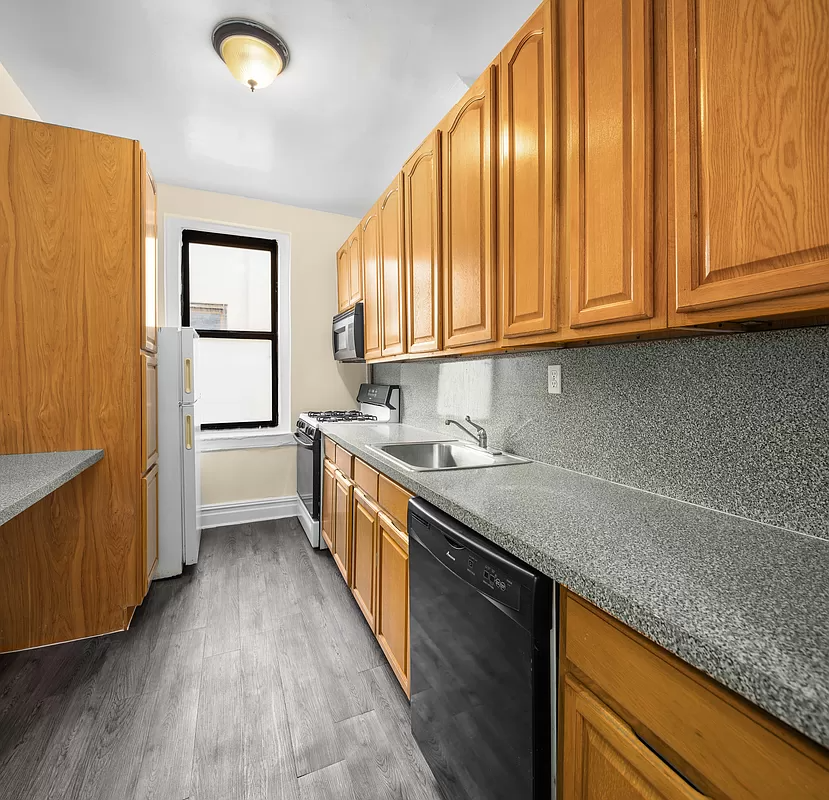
top-left (293, 431), bottom-right (315, 448)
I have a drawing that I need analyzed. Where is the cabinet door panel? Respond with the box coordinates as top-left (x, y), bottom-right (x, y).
top-left (442, 66), bottom-right (497, 348)
top-left (376, 512), bottom-right (410, 697)
top-left (566, 0), bottom-right (655, 328)
top-left (347, 227), bottom-right (362, 307)
top-left (562, 675), bottom-right (707, 800)
top-left (669, 0), bottom-right (829, 315)
top-left (403, 131), bottom-right (442, 353)
top-left (333, 472), bottom-right (353, 584)
top-left (140, 152), bottom-right (158, 353)
top-left (351, 488), bottom-right (378, 629)
top-left (141, 353), bottom-right (158, 473)
top-left (362, 205), bottom-right (382, 359)
top-left (500, 1), bottom-right (559, 338)
top-left (321, 461), bottom-right (336, 551)
top-left (336, 243), bottom-right (350, 312)
top-left (142, 464), bottom-right (159, 595)
top-left (380, 174), bottom-right (406, 356)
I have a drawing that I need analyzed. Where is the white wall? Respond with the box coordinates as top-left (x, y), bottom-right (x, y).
top-left (157, 184), bottom-right (365, 505)
top-left (0, 61), bottom-right (39, 120)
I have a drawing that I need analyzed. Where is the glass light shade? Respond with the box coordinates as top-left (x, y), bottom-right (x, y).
top-left (220, 34), bottom-right (284, 91)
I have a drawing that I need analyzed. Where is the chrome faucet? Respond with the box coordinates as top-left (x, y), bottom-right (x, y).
top-left (445, 416), bottom-right (488, 450)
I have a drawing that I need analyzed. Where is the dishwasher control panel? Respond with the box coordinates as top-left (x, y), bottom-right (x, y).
top-left (464, 553), bottom-right (521, 611)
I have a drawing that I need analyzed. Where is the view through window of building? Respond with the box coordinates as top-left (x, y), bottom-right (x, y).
top-left (181, 230), bottom-right (278, 429)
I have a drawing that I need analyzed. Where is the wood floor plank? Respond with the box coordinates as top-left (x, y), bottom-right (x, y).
top-left (238, 554), bottom-right (269, 638)
top-left (191, 651), bottom-right (243, 800)
top-left (134, 628), bottom-right (205, 800)
top-left (302, 593), bottom-right (373, 724)
top-left (203, 562), bottom-right (240, 658)
top-left (276, 610), bottom-right (343, 777)
top-left (297, 760), bottom-right (358, 800)
top-left (240, 631), bottom-right (300, 800)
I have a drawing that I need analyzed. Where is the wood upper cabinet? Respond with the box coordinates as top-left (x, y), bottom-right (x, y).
top-left (336, 242), bottom-right (350, 312)
top-left (347, 226), bottom-right (363, 307)
top-left (379, 173), bottom-right (406, 356)
top-left (140, 150), bottom-right (158, 353)
top-left (361, 204), bottom-right (383, 360)
top-left (564, 0), bottom-right (657, 329)
top-left (351, 487), bottom-right (379, 629)
top-left (321, 460), bottom-right (336, 551)
top-left (440, 66), bottom-right (498, 348)
top-left (376, 511), bottom-right (410, 697)
top-left (668, 0), bottom-right (829, 322)
top-left (403, 131), bottom-right (442, 354)
top-left (333, 470), bottom-right (353, 584)
top-left (500, 0), bottom-right (559, 339)
top-left (562, 675), bottom-right (707, 800)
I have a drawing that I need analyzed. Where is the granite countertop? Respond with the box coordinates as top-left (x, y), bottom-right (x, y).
top-left (0, 450), bottom-right (105, 525)
top-left (320, 421), bottom-right (829, 749)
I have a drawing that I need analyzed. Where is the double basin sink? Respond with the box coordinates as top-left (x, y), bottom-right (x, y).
top-left (368, 440), bottom-right (530, 472)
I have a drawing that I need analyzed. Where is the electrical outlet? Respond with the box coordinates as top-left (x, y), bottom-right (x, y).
top-left (548, 365), bottom-right (561, 394)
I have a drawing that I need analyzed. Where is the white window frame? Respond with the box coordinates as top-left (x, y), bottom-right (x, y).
top-left (163, 215), bottom-right (293, 451)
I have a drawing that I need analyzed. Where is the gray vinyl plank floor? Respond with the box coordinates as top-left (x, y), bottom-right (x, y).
top-left (0, 518), bottom-right (443, 800)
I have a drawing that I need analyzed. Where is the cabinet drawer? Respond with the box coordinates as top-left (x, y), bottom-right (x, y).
top-left (324, 436), bottom-right (336, 462)
top-left (335, 444), bottom-right (353, 478)
top-left (141, 353), bottom-right (158, 473)
top-left (377, 474), bottom-right (414, 531)
top-left (353, 458), bottom-right (379, 501)
top-left (562, 591), bottom-right (829, 799)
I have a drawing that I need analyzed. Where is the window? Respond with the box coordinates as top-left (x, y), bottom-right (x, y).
top-left (181, 230), bottom-right (278, 430)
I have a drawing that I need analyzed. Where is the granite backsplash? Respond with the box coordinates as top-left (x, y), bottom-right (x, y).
top-left (372, 326), bottom-right (829, 539)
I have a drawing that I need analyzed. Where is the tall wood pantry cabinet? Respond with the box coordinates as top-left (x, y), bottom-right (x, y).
top-left (0, 115), bottom-right (159, 652)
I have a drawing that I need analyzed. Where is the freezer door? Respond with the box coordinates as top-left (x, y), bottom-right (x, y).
top-left (181, 327), bottom-right (199, 405)
top-left (181, 404), bottom-right (203, 565)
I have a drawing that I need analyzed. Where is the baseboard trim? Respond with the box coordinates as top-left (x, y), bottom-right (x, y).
top-left (198, 496), bottom-right (299, 529)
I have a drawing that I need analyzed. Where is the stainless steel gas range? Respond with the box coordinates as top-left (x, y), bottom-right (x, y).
top-left (294, 383), bottom-right (400, 547)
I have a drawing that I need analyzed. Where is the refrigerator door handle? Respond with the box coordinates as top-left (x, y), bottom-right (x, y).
top-left (185, 414), bottom-right (193, 449)
top-left (184, 358), bottom-right (193, 395)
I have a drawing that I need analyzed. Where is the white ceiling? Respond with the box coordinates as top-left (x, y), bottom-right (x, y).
top-left (0, 0), bottom-right (538, 217)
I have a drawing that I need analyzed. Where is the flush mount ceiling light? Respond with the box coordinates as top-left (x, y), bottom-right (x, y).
top-left (212, 19), bottom-right (290, 93)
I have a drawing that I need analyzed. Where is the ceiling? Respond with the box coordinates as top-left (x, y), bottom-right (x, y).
top-left (0, 0), bottom-right (539, 217)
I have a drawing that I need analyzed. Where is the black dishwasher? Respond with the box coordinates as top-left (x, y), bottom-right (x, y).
top-left (408, 498), bottom-right (554, 800)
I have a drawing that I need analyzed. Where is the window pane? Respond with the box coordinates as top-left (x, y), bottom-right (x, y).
top-left (198, 338), bottom-right (273, 425)
top-left (188, 243), bottom-right (272, 331)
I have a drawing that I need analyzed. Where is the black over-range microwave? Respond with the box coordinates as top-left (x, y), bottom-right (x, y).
top-left (332, 302), bottom-right (365, 362)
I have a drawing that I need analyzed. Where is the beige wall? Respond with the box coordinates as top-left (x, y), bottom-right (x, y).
top-left (0, 62), bottom-right (39, 120)
top-left (156, 184), bottom-right (365, 506)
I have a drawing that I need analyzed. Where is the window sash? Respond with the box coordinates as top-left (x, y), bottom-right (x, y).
top-left (181, 229), bottom-right (279, 430)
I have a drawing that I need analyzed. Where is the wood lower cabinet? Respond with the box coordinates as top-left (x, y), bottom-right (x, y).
top-left (376, 511), bottom-right (410, 697)
top-left (500, 0), bottom-right (559, 340)
top-left (379, 173), bottom-right (406, 356)
top-left (361, 204), bottom-right (383, 359)
top-left (561, 589), bottom-right (829, 799)
top-left (333, 470), bottom-right (354, 584)
top-left (668, 0), bottom-right (829, 324)
top-left (440, 65), bottom-right (498, 349)
top-left (351, 487), bottom-right (379, 629)
top-left (141, 353), bottom-right (158, 472)
top-left (403, 130), bottom-right (442, 354)
top-left (142, 464), bottom-right (159, 594)
top-left (321, 459), bottom-right (337, 551)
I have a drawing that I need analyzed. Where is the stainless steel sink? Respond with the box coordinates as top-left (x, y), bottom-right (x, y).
top-left (367, 440), bottom-right (530, 472)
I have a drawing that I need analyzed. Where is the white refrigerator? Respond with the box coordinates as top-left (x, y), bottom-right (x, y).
top-left (157, 327), bottom-right (203, 578)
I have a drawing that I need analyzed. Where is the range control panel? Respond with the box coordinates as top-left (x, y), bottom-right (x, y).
top-left (464, 552), bottom-right (521, 611)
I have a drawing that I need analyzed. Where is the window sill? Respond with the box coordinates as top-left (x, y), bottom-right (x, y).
top-left (199, 429), bottom-right (295, 452)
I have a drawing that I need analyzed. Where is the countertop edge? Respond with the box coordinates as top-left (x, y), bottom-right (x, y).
top-left (0, 450), bottom-right (105, 526)
top-left (320, 424), bottom-right (827, 749)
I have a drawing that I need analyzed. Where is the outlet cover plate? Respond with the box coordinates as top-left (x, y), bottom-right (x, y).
top-left (548, 365), bottom-right (561, 394)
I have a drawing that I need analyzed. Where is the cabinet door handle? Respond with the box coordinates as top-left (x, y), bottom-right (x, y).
top-left (185, 414), bottom-right (193, 450)
top-left (184, 358), bottom-right (192, 394)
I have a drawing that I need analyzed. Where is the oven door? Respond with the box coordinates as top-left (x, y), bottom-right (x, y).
top-left (294, 429), bottom-right (320, 521)
top-left (332, 302), bottom-right (365, 362)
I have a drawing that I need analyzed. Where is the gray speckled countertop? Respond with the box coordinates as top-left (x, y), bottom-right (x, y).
top-left (320, 422), bottom-right (829, 749)
top-left (0, 450), bottom-right (104, 525)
